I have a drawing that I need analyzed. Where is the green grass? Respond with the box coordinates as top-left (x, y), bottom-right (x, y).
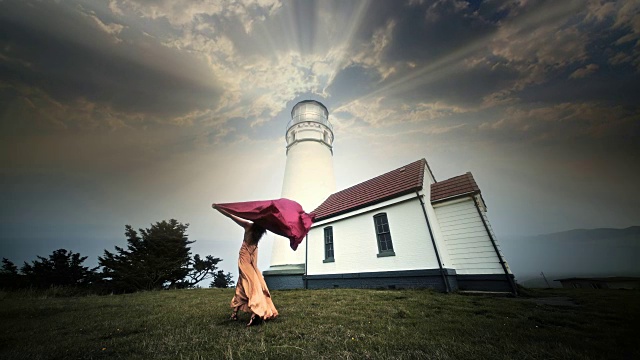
top-left (0, 288), bottom-right (638, 359)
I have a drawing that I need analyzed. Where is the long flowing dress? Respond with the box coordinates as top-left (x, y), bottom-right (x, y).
top-left (230, 228), bottom-right (278, 320)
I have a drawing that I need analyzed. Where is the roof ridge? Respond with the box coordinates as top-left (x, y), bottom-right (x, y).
top-left (313, 158), bottom-right (428, 220)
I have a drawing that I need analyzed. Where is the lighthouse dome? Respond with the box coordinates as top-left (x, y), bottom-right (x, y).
top-left (286, 100), bottom-right (333, 149)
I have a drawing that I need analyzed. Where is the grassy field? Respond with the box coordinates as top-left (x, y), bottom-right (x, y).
top-left (0, 287), bottom-right (638, 359)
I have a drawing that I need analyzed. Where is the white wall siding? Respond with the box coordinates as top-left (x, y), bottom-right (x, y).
top-left (434, 198), bottom-right (504, 275)
top-left (307, 199), bottom-right (440, 276)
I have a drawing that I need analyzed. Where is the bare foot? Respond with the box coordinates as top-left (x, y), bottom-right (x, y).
top-left (230, 312), bottom-right (238, 321)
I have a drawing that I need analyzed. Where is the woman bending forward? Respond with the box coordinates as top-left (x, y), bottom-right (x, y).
top-left (213, 205), bottom-right (278, 326)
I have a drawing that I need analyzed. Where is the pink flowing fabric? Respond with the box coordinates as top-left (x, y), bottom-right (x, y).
top-left (213, 198), bottom-right (315, 250)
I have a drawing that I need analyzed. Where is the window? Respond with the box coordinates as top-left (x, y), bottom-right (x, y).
top-left (374, 213), bottom-right (395, 257)
top-left (323, 226), bottom-right (334, 263)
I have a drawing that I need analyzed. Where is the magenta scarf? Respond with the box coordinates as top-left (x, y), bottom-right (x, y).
top-left (213, 198), bottom-right (315, 251)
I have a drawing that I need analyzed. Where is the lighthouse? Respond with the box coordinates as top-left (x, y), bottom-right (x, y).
top-left (263, 100), bottom-right (336, 289)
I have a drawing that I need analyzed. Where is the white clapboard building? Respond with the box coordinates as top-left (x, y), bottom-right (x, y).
top-left (263, 100), bottom-right (516, 294)
top-left (305, 159), bottom-right (516, 293)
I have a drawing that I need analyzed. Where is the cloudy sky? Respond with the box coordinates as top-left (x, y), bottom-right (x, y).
top-left (1, 0), bottom-right (639, 275)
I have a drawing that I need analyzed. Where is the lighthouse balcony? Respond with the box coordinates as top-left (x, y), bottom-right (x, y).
top-left (286, 121), bottom-right (334, 148)
top-left (286, 116), bottom-right (333, 133)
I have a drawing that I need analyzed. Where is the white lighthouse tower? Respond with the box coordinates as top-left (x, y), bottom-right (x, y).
top-left (263, 100), bottom-right (336, 289)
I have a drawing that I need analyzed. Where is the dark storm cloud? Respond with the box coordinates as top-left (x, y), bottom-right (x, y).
top-left (518, 65), bottom-right (640, 107)
top-left (329, 0), bottom-right (640, 115)
top-left (0, 1), bottom-right (221, 121)
top-left (382, 0), bottom-right (501, 64)
top-left (325, 53), bottom-right (519, 110)
top-left (398, 59), bottom-right (520, 107)
top-left (312, 0), bottom-right (516, 110)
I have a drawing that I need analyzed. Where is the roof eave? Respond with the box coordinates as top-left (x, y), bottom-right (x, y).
top-left (431, 190), bottom-right (480, 205)
top-left (314, 186), bottom-right (423, 222)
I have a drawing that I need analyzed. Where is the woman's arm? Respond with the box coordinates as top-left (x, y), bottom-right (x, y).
top-left (212, 204), bottom-right (252, 229)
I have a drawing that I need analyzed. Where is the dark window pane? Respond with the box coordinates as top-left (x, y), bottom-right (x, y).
top-left (383, 233), bottom-right (392, 250)
top-left (324, 227), bottom-right (334, 259)
top-left (380, 240), bottom-right (388, 251)
top-left (374, 214), bottom-right (394, 254)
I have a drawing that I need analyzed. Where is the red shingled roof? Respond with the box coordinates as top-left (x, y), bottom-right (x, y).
top-left (312, 159), bottom-right (427, 221)
top-left (430, 172), bottom-right (480, 203)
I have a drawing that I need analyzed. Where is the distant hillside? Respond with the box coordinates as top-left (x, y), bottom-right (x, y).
top-left (499, 226), bottom-right (640, 288)
top-left (531, 226), bottom-right (640, 242)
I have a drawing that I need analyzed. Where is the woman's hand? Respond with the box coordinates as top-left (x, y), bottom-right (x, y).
top-left (213, 203), bottom-right (252, 229)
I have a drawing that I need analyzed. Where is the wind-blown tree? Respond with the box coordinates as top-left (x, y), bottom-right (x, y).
top-left (20, 249), bottom-right (98, 288)
top-left (2, 258), bottom-right (18, 275)
top-left (210, 270), bottom-right (234, 288)
top-left (99, 219), bottom-right (223, 292)
top-left (180, 254), bottom-right (222, 288)
top-left (0, 258), bottom-right (25, 289)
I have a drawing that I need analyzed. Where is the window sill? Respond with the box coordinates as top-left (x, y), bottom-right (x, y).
top-left (323, 258), bottom-right (335, 263)
top-left (377, 251), bottom-right (396, 258)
